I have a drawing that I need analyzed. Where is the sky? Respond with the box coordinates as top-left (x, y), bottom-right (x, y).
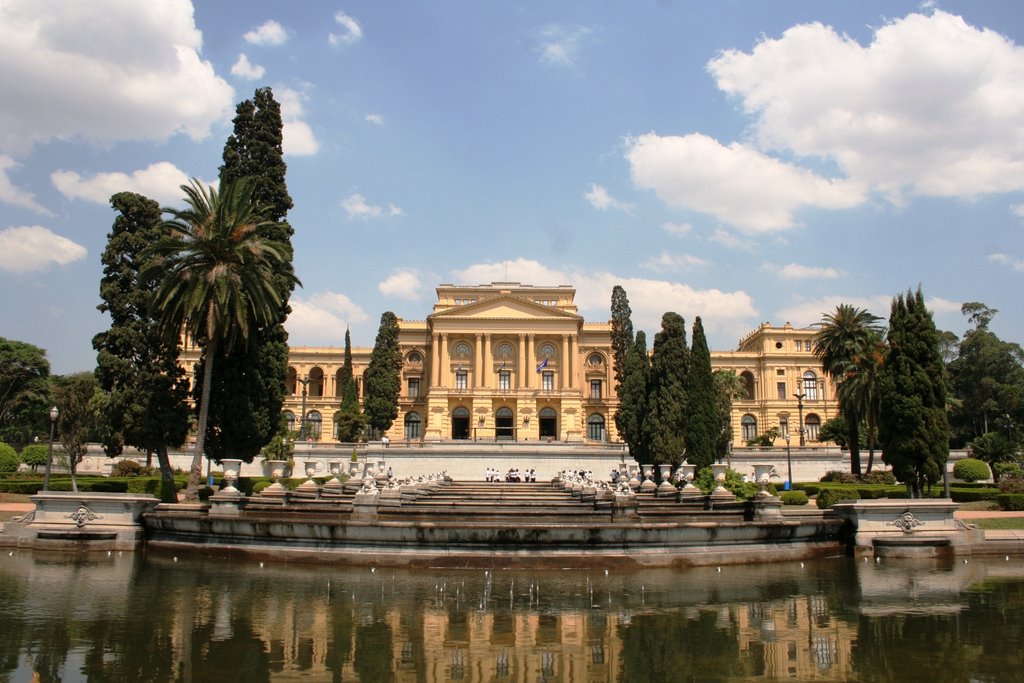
top-left (1, 0), bottom-right (1023, 374)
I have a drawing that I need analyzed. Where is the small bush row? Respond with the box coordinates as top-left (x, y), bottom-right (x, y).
top-left (997, 494), bottom-right (1024, 511)
top-left (0, 476), bottom-right (188, 495)
top-left (780, 490), bottom-right (809, 506)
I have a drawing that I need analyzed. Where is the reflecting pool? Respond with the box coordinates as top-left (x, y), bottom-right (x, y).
top-left (1, 550), bottom-right (1022, 682)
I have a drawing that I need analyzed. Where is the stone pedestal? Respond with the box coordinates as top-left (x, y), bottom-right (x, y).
top-left (831, 499), bottom-right (975, 557)
top-left (612, 492), bottom-right (639, 520)
top-left (262, 460), bottom-right (288, 497)
top-left (753, 496), bottom-right (783, 519)
top-left (13, 492), bottom-right (160, 551)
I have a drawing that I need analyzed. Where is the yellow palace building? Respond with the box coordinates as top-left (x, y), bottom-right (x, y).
top-left (184, 282), bottom-right (838, 447)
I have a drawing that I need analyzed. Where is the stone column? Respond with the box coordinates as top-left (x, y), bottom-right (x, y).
top-left (431, 333), bottom-right (440, 386)
top-left (474, 333), bottom-right (483, 388)
top-left (561, 335), bottom-right (569, 389)
top-left (526, 334), bottom-right (535, 389)
top-left (483, 334), bottom-right (491, 388)
top-left (518, 334), bottom-right (526, 389)
top-left (439, 333), bottom-right (449, 388)
top-left (570, 334), bottom-right (579, 390)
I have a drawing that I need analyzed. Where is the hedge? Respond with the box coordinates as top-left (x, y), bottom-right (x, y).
top-left (816, 487), bottom-right (861, 509)
top-left (949, 487), bottom-right (1001, 503)
top-left (997, 494), bottom-right (1024, 511)
top-left (953, 458), bottom-right (991, 483)
top-left (0, 476), bottom-right (187, 495)
top-left (780, 490), bottom-right (809, 506)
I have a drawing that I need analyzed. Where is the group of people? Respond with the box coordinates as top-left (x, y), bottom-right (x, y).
top-left (485, 467), bottom-right (537, 482)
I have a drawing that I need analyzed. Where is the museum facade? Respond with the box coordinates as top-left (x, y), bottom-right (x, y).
top-left (183, 282), bottom-right (839, 447)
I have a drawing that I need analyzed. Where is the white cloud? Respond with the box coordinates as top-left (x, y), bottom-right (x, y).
top-left (1011, 204), bottom-right (1024, 218)
top-left (231, 53), bottom-right (265, 80)
top-left (627, 133), bottom-right (865, 232)
top-left (641, 251), bottom-right (709, 272)
top-left (772, 262), bottom-right (844, 280)
top-left (244, 19), bottom-right (287, 46)
top-left (276, 87), bottom-right (319, 156)
top-left (341, 193), bottom-right (402, 219)
top-left (584, 183), bottom-right (632, 212)
top-left (285, 292), bottom-right (369, 345)
top-left (52, 161), bottom-right (195, 206)
top-left (378, 270), bottom-right (423, 300)
top-left (989, 252), bottom-right (1024, 271)
top-left (776, 293), bottom-right (962, 329)
top-left (708, 10), bottom-right (1024, 202)
top-left (662, 221), bottom-right (692, 237)
top-left (0, 155), bottom-right (51, 215)
top-left (0, 225), bottom-right (87, 273)
top-left (533, 24), bottom-right (592, 67)
top-left (710, 229), bottom-right (756, 252)
top-left (365, 113), bottom-right (384, 125)
top-left (0, 1), bottom-right (234, 156)
top-left (329, 12), bottom-right (363, 46)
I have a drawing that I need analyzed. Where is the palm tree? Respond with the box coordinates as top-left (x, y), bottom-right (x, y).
top-left (813, 304), bottom-right (884, 475)
top-left (836, 332), bottom-right (887, 473)
top-left (143, 178), bottom-right (299, 501)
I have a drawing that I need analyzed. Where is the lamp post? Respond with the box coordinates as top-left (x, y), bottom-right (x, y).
top-left (43, 406), bottom-right (58, 491)
top-left (296, 374), bottom-right (312, 441)
top-left (794, 392), bottom-right (806, 447)
top-left (785, 436), bottom-right (793, 490)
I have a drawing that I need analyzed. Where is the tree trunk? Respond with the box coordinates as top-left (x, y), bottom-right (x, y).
top-left (848, 408), bottom-right (862, 477)
top-left (69, 451), bottom-right (79, 493)
top-left (156, 443), bottom-right (176, 503)
top-left (184, 336), bottom-right (217, 502)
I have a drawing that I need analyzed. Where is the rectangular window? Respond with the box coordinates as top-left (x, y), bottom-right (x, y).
top-left (542, 371), bottom-right (554, 391)
top-left (777, 382), bottom-right (786, 400)
top-left (780, 418), bottom-right (789, 440)
top-left (498, 370), bottom-right (510, 391)
top-left (803, 375), bottom-right (818, 400)
top-left (455, 371), bottom-right (467, 390)
top-left (591, 380), bottom-right (602, 399)
top-left (407, 378), bottom-right (419, 398)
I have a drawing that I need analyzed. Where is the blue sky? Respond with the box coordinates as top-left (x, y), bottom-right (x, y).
top-left (1, 0), bottom-right (1023, 374)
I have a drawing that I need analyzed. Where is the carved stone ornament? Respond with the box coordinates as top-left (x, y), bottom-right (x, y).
top-left (887, 511), bottom-right (924, 533)
top-left (67, 505), bottom-right (99, 528)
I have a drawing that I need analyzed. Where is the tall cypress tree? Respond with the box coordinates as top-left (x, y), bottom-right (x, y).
top-left (878, 288), bottom-right (950, 497)
top-left (364, 312), bottom-right (403, 436)
top-left (616, 331), bottom-right (650, 463)
top-left (610, 285), bottom-right (634, 398)
top-left (644, 312), bottom-right (689, 466)
top-left (683, 317), bottom-right (717, 470)
top-left (334, 328), bottom-right (366, 442)
top-left (93, 192), bottom-right (190, 502)
top-left (199, 87), bottom-right (297, 462)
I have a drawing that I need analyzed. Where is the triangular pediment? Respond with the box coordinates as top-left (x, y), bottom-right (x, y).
top-left (429, 295), bottom-right (580, 321)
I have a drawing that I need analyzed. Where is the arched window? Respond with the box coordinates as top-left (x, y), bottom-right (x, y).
top-left (454, 342), bottom-right (471, 360)
top-left (282, 411), bottom-right (295, 433)
top-left (309, 367), bottom-right (325, 397)
top-left (286, 367), bottom-right (297, 395)
top-left (740, 371), bottom-right (756, 400)
top-left (334, 368), bottom-right (345, 398)
top-left (588, 414), bottom-right (606, 442)
top-left (497, 343), bottom-right (513, 359)
top-left (407, 351), bottom-right (422, 364)
top-left (539, 343), bottom-right (556, 359)
top-left (404, 412), bottom-right (421, 440)
top-left (588, 353), bottom-right (603, 366)
top-left (803, 371), bottom-right (818, 400)
top-left (741, 414), bottom-right (758, 441)
top-left (805, 414), bottom-right (821, 441)
top-left (779, 417), bottom-right (789, 440)
top-left (306, 411), bottom-right (322, 440)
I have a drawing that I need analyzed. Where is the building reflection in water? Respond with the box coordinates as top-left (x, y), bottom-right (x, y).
top-left (1, 553), bottom-right (1023, 682)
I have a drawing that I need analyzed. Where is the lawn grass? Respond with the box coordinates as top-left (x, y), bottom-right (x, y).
top-left (971, 517), bottom-right (1024, 530)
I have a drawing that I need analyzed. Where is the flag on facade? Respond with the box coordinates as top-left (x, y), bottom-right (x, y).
top-left (536, 357), bottom-right (549, 373)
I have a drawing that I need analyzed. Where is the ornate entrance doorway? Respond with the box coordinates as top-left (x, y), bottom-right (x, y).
top-left (495, 407), bottom-right (514, 440)
top-left (451, 407), bottom-right (470, 440)
top-left (538, 407), bottom-right (557, 440)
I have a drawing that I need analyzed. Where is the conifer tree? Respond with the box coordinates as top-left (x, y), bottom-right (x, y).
top-left (364, 312), bottom-right (403, 436)
top-left (610, 285), bottom-right (634, 398)
top-left (878, 288), bottom-right (950, 497)
top-left (198, 87), bottom-right (296, 462)
top-left (683, 317), bottom-right (717, 470)
top-left (93, 192), bottom-right (190, 501)
top-left (616, 331), bottom-right (650, 463)
top-left (644, 312), bottom-right (689, 466)
top-left (334, 328), bottom-right (366, 442)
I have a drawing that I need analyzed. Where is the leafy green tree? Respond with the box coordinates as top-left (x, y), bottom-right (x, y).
top-left (878, 288), bottom-right (950, 497)
top-left (610, 285), bottom-right (634, 397)
top-left (0, 337), bottom-right (52, 446)
top-left (201, 87), bottom-right (297, 463)
top-left (818, 416), bottom-right (850, 449)
top-left (712, 370), bottom-right (746, 460)
top-left (93, 191), bottom-right (191, 501)
top-left (616, 331), bottom-right (650, 463)
top-left (52, 372), bottom-right (100, 492)
top-left (813, 304), bottom-right (884, 475)
top-left (334, 329), bottom-right (366, 442)
top-left (20, 443), bottom-right (49, 472)
top-left (143, 178), bottom-right (299, 500)
top-left (836, 332), bottom-right (887, 472)
top-left (260, 414), bottom-right (297, 462)
top-left (968, 431), bottom-right (1013, 466)
top-left (0, 443), bottom-right (18, 473)
top-left (644, 312), bottom-right (689, 467)
top-left (363, 312), bottom-right (402, 436)
top-left (682, 317), bottom-right (717, 470)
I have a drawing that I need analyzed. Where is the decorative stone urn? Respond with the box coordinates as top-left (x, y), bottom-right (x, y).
top-left (627, 465), bottom-right (641, 491)
top-left (753, 464), bottom-right (775, 497)
top-left (297, 460), bottom-right (319, 492)
top-left (710, 462), bottom-right (735, 502)
top-left (261, 460), bottom-right (287, 496)
top-left (323, 460), bottom-right (343, 490)
top-left (348, 458), bottom-right (361, 476)
top-left (219, 459), bottom-right (243, 496)
top-left (640, 464), bottom-right (657, 492)
top-left (676, 463), bottom-right (701, 499)
top-left (657, 463), bottom-right (676, 497)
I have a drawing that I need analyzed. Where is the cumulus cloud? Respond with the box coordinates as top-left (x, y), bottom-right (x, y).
top-left (990, 252), bottom-right (1024, 271)
top-left (0, 155), bottom-right (51, 215)
top-left (641, 252), bottom-right (709, 272)
top-left (276, 87), bottom-right (319, 156)
top-left (627, 133), bottom-right (865, 232)
top-left (51, 161), bottom-right (195, 206)
top-left (776, 293), bottom-right (961, 329)
top-left (341, 193), bottom-right (402, 219)
top-left (1011, 204), bottom-right (1024, 218)
top-left (0, 225), bottom-right (87, 273)
top-left (585, 183), bottom-right (632, 212)
top-left (708, 10), bottom-right (1024, 203)
top-left (378, 270), bottom-right (423, 300)
top-left (0, 1), bottom-right (234, 156)
top-left (286, 291), bottom-right (369, 346)
top-left (329, 12), bottom-right (363, 46)
top-left (533, 24), bottom-right (593, 67)
top-left (244, 19), bottom-right (287, 46)
top-left (772, 262), bottom-right (844, 280)
top-left (231, 53), bottom-right (265, 80)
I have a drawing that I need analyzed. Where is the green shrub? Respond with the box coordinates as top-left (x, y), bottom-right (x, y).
top-left (949, 487), bottom-right (1000, 503)
top-left (198, 486), bottom-right (214, 501)
top-left (997, 494), bottom-right (1024, 511)
top-left (953, 458), bottom-right (991, 483)
top-left (0, 443), bottom-right (19, 473)
top-left (820, 470), bottom-right (858, 484)
top-left (780, 490), bottom-right (809, 506)
top-left (854, 486), bottom-right (891, 500)
top-left (110, 459), bottom-right (157, 477)
top-left (994, 462), bottom-right (1023, 482)
top-left (816, 487), bottom-right (861, 509)
top-left (0, 480), bottom-right (41, 494)
top-left (252, 480), bottom-right (272, 494)
top-left (998, 475), bottom-right (1024, 494)
top-left (19, 444), bottom-right (49, 472)
top-left (860, 470), bottom-right (897, 485)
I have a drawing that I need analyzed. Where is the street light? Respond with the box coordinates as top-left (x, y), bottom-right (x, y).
top-left (793, 392), bottom-right (806, 448)
top-left (43, 406), bottom-right (58, 491)
top-left (296, 374), bottom-right (312, 440)
top-left (785, 436), bottom-right (793, 491)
